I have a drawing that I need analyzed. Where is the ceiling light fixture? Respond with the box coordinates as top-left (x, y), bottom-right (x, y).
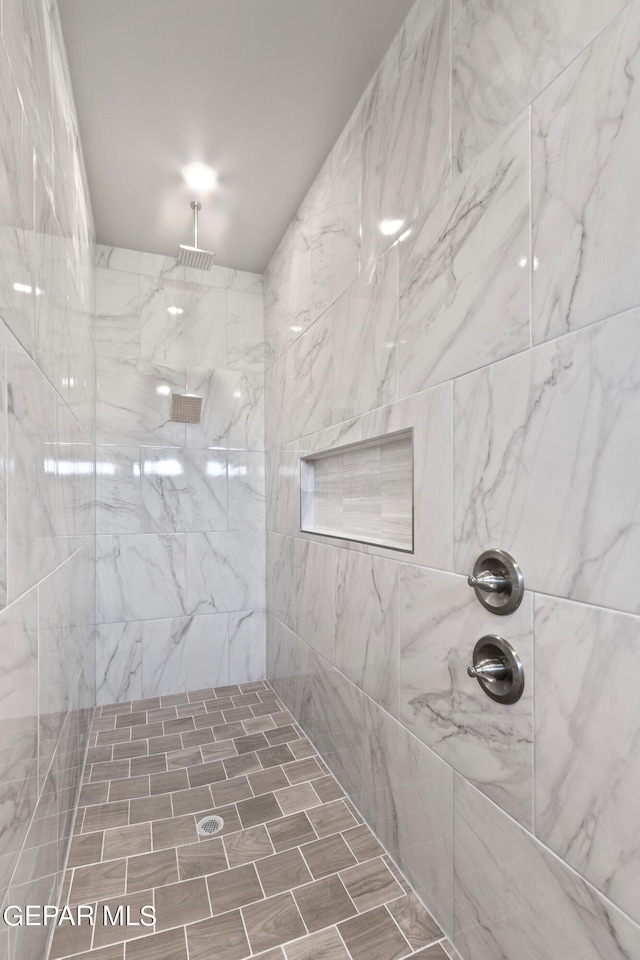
top-left (181, 162), bottom-right (217, 192)
top-left (167, 306), bottom-right (183, 315)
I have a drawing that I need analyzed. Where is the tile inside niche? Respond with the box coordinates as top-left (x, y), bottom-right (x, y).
top-left (300, 430), bottom-right (413, 551)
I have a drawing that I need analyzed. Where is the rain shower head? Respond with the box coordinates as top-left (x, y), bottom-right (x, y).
top-left (178, 201), bottom-right (215, 271)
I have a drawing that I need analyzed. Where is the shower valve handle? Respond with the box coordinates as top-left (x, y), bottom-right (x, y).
top-left (467, 570), bottom-right (507, 593)
top-left (467, 657), bottom-right (508, 682)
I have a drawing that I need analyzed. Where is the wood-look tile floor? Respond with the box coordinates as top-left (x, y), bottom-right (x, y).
top-left (49, 682), bottom-right (459, 960)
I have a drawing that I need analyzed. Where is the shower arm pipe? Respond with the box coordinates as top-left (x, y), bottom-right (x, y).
top-left (191, 200), bottom-right (201, 248)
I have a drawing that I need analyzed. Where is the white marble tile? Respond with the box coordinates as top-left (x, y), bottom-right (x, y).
top-left (265, 350), bottom-right (289, 450)
top-left (185, 367), bottom-right (264, 451)
top-left (187, 531), bottom-right (266, 615)
top-left (357, 28), bottom-right (400, 133)
top-left (294, 538), bottom-right (336, 662)
top-left (331, 97), bottom-right (364, 180)
top-left (308, 143), bottom-right (361, 323)
top-left (400, 565), bottom-right (533, 828)
top-left (267, 613), bottom-right (315, 729)
top-left (96, 357), bottom-right (186, 446)
top-left (309, 654), bottom-right (365, 805)
top-left (140, 447), bottom-right (227, 534)
top-left (141, 614), bottom-right (229, 697)
top-left (1, 0), bottom-right (53, 181)
top-left (362, 697), bottom-right (454, 933)
top-left (6, 334), bottom-right (58, 600)
top-left (54, 400), bottom-right (95, 540)
top-left (451, 0), bottom-right (630, 172)
top-left (0, 50), bottom-right (37, 360)
top-left (228, 451), bottom-right (265, 531)
top-left (96, 446), bottom-right (142, 535)
top-left (454, 308), bottom-right (640, 615)
top-left (266, 445), bottom-right (301, 538)
top-left (379, 436), bottom-right (413, 547)
top-left (263, 259), bottom-right (280, 369)
top-left (277, 215), bottom-right (312, 343)
top-left (139, 276), bottom-right (227, 366)
top-left (398, 0), bottom-right (444, 72)
top-left (0, 590), bottom-right (38, 907)
top-left (266, 533), bottom-right (296, 632)
top-left (96, 533), bottom-right (188, 623)
top-left (335, 552), bottom-right (400, 716)
top-left (535, 596), bottom-right (640, 924)
top-left (332, 245), bottom-right (398, 423)
top-left (96, 621), bottom-right (143, 706)
top-left (224, 269), bottom-right (263, 296)
top-left (95, 267), bottom-right (140, 359)
top-left (34, 191), bottom-right (88, 412)
top-left (95, 244), bottom-right (182, 281)
top-left (399, 115), bottom-right (530, 394)
top-left (361, 2), bottom-right (450, 269)
top-left (532, 2), bottom-right (640, 344)
top-left (228, 609), bottom-right (266, 685)
top-left (453, 775), bottom-right (640, 960)
top-left (288, 312), bottom-right (332, 443)
top-left (362, 384), bottom-right (453, 570)
top-left (38, 545), bottom-right (94, 781)
top-left (7, 766), bottom-right (59, 960)
top-left (227, 290), bottom-right (264, 371)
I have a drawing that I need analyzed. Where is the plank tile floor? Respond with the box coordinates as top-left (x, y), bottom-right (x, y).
top-left (49, 681), bottom-right (459, 960)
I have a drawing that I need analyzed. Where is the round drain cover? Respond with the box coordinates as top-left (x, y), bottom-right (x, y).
top-left (196, 815), bottom-right (224, 837)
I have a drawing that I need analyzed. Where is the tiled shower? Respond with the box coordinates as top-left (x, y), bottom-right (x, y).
top-left (1, 0), bottom-right (639, 959)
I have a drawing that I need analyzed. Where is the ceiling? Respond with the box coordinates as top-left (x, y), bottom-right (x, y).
top-left (58, 0), bottom-right (414, 273)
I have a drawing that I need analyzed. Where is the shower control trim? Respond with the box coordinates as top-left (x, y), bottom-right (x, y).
top-left (467, 549), bottom-right (524, 615)
top-left (468, 635), bottom-right (524, 704)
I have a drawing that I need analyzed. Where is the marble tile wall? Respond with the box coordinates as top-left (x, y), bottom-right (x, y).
top-left (0, 0), bottom-right (96, 958)
top-left (265, 0), bottom-right (640, 957)
top-left (95, 245), bottom-right (266, 705)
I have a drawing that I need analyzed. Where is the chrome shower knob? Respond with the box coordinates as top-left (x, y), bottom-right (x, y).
top-left (467, 549), bottom-right (524, 615)
top-left (468, 636), bottom-right (524, 705)
top-left (467, 658), bottom-right (508, 681)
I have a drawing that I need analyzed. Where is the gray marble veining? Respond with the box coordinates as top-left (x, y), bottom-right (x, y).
top-left (187, 531), bottom-right (266, 615)
top-left (535, 596), bottom-right (640, 925)
top-left (332, 245), bottom-right (398, 423)
top-left (532, 2), bottom-right (640, 344)
top-left (362, 697), bottom-right (453, 934)
top-left (454, 308), bottom-right (640, 615)
top-left (454, 775), bottom-right (640, 960)
top-left (140, 276), bottom-right (227, 366)
top-left (451, 0), bottom-right (630, 172)
top-left (96, 533), bottom-right (188, 623)
top-left (335, 551), bottom-right (400, 716)
top-left (96, 357), bottom-right (186, 446)
top-left (400, 564), bottom-right (533, 828)
top-left (361, 1), bottom-right (450, 270)
top-left (399, 115), bottom-right (530, 393)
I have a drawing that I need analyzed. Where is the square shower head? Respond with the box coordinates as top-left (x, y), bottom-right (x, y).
top-left (178, 244), bottom-right (215, 271)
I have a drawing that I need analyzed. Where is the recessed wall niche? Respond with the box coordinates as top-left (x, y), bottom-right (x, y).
top-left (300, 430), bottom-right (413, 551)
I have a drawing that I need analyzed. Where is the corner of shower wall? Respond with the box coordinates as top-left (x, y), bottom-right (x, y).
top-left (0, 0), bottom-right (97, 957)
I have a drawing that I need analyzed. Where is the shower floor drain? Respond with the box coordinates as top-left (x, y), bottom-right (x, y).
top-left (196, 815), bottom-right (224, 837)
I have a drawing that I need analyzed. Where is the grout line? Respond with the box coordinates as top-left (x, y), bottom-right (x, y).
top-left (382, 901), bottom-right (413, 954)
top-left (236, 899), bottom-right (253, 956)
